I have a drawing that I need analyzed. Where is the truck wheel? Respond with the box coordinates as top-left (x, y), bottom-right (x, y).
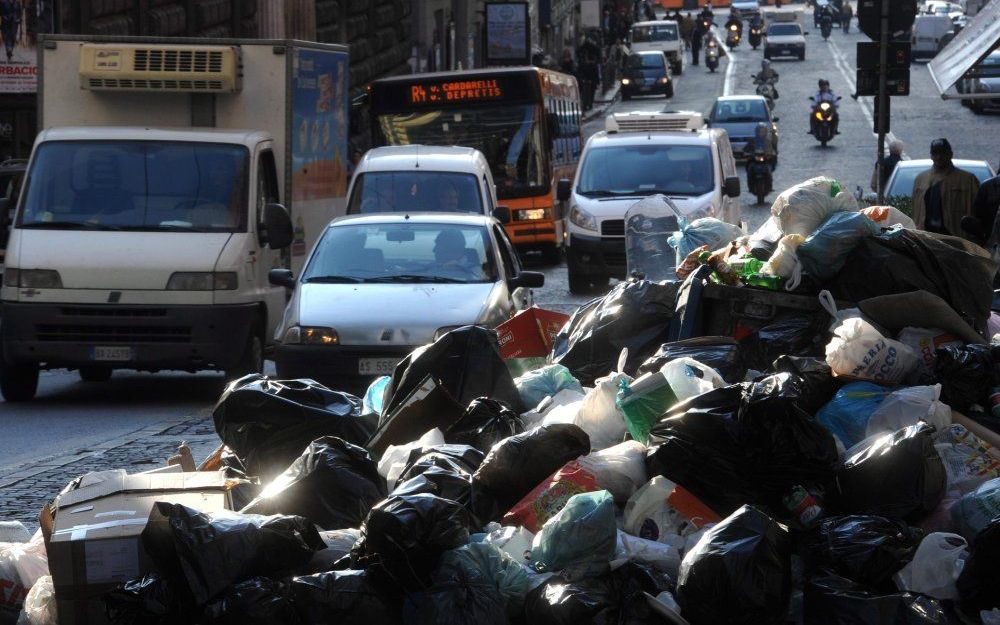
top-left (225, 326), bottom-right (264, 382)
top-left (79, 366), bottom-right (112, 382)
top-left (0, 361), bottom-right (39, 402)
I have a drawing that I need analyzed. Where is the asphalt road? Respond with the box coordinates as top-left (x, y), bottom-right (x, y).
top-left (2, 11), bottom-right (997, 475)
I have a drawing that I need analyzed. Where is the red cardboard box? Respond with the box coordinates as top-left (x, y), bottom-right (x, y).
top-left (496, 306), bottom-right (570, 359)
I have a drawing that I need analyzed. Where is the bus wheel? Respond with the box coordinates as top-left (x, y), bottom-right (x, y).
top-left (540, 244), bottom-right (562, 266)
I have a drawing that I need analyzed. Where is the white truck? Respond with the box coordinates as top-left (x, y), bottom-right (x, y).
top-left (629, 21), bottom-right (684, 75)
top-left (0, 36), bottom-right (349, 401)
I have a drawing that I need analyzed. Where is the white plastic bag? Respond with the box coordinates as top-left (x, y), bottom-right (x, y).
top-left (863, 205), bottom-right (916, 230)
top-left (894, 532), bottom-right (967, 600)
top-left (0, 522), bottom-right (30, 544)
top-left (377, 427), bottom-right (445, 489)
top-left (623, 477), bottom-right (715, 541)
top-left (521, 388), bottom-right (587, 429)
top-left (897, 327), bottom-right (964, 383)
top-left (573, 372), bottom-right (631, 450)
top-left (818, 290), bottom-right (865, 332)
top-left (484, 524), bottom-right (535, 564)
top-left (16, 575), bottom-right (55, 625)
top-left (983, 609), bottom-right (1000, 625)
top-left (612, 531), bottom-right (682, 576)
top-left (1, 531), bottom-right (48, 621)
top-left (661, 358), bottom-right (725, 403)
top-left (761, 234), bottom-right (805, 290)
top-left (770, 176), bottom-right (858, 236)
top-left (866, 384), bottom-right (952, 438)
top-left (825, 317), bottom-right (919, 384)
top-left (933, 424), bottom-right (1000, 493)
top-left (578, 440), bottom-right (648, 504)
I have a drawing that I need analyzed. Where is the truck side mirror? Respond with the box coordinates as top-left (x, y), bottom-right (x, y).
top-left (261, 203), bottom-right (294, 250)
top-left (268, 268), bottom-right (296, 288)
top-left (724, 176), bottom-right (741, 198)
top-left (557, 178), bottom-right (572, 202)
top-left (493, 205), bottom-right (512, 224)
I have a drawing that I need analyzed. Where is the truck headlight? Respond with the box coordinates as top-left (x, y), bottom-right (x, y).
top-left (5, 269), bottom-right (63, 288)
top-left (166, 272), bottom-right (238, 290)
top-left (283, 326), bottom-right (339, 345)
top-left (516, 208), bottom-right (546, 221)
top-left (569, 205), bottom-right (597, 231)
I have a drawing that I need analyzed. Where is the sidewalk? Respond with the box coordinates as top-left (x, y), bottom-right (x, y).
top-left (583, 82), bottom-right (622, 123)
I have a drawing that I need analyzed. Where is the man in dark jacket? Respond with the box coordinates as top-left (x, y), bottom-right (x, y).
top-left (968, 167), bottom-right (1000, 248)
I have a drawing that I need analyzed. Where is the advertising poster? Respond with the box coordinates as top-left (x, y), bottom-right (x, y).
top-left (0, 0), bottom-right (53, 93)
top-left (485, 2), bottom-right (530, 65)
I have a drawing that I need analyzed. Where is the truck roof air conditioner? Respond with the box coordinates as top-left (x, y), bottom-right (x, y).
top-left (79, 44), bottom-right (241, 93)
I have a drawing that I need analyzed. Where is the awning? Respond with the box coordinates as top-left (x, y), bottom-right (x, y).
top-left (928, 0), bottom-right (1000, 99)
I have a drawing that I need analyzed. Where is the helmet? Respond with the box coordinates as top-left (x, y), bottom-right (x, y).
top-left (755, 122), bottom-right (769, 137)
top-left (761, 59), bottom-right (771, 70)
top-left (818, 79), bottom-right (830, 89)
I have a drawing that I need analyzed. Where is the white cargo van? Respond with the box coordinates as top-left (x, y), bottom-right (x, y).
top-left (0, 36), bottom-right (349, 401)
top-left (629, 21), bottom-right (684, 75)
top-left (561, 112), bottom-right (741, 293)
top-left (911, 15), bottom-right (955, 58)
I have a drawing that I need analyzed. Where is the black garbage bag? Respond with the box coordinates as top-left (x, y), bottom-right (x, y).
top-left (803, 573), bottom-right (953, 625)
top-left (289, 569), bottom-right (403, 624)
top-left (351, 494), bottom-right (472, 591)
top-left (445, 397), bottom-right (525, 453)
top-left (770, 356), bottom-right (845, 415)
top-left (409, 546), bottom-right (511, 625)
top-left (142, 503), bottom-right (324, 606)
top-left (804, 515), bottom-right (921, 590)
top-left (201, 577), bottom-right (300, 625)
top-left (395, 444), bottom-right (485, 486)
top-left (213, 374), bottom-right (377, 479)
top-left (646, 373), bottom-right (839, 516)
top-left (676, 505), bottom-right (792, 625)
top-left (240, 437), bottom-right (386, 531)
top-left (637, 336), bottom-right (747, 383)
top-left (472, 424), bottom-right (591, 514)
top-left (105, 574), bottom-right (183, 625)
top-left (830, 227), bottom-right (997, 336)
top-left (834, 422), bottom-right (947, 522)
top-left (307, 529), bottom-right (361, 574)
top-left (956, 518), bottom-right (1000, 615)
top-left (523, 562), bottom-right (673, 625)
top-left (738, 312), bottom-right (828, 372)
top-left (551, 280), bottom-right (680, 385)
top-left (933, 344), bottom-right (1000, 413)
top-left (371, 326), bottom-right (523, 456)
top-left (391, 467), bottom-right (502, 531)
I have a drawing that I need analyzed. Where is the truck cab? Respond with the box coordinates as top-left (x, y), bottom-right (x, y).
top-left (629, 21), bottom-right (684, 75)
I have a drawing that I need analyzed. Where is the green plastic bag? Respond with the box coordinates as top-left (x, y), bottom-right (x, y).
top-left (529, 490), bottom-right (616, 579)
top-left (616, 373), bottom-right (678, 444)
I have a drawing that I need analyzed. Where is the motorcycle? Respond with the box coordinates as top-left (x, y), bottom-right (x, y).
top-left (820, 13), bottom-right (833, 39)
top-left (726, 22), bottom-right (742, 48)
top-left (749, 23), bottom-right (763, 49)
top-left (809, 95), bottom-right (841, 146)
top-left (706, 38), bottom-right (720, 73)
top-left (755, 77), bottom-right (778, 110)
top-left (746, 150), bottom-right (774, 205)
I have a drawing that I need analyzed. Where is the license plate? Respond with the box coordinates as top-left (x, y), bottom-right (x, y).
top-left (358, 357), bottom-right (397, 376)
top-left (91, 346), bottom-right (133, 361)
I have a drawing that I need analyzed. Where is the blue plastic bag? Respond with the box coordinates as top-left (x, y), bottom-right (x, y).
top-left (514, 364), bottom-right (584, 409)
top-left (529, 490), bottom-right (616, 578)
top-left (668, 218), bottom-right (744, 266)
top-left (797, 212), bottom-right (880, 281)
top-left (815, 382), bottom-right (893, 448)
top-left (363, 375), bottom-right (392, 415)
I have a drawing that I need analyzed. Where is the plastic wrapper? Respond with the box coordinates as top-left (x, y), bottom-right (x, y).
top-left (201, 577), bottom-right (299, 625)
top-left (623, 476), bottom-right (721, 541)
top-left (863, 205), bottom-right (916, 229)
top-left (770, 176), bottom-right (858, 236)
top-left (141, 503), bottom-right (324, 606)
top-left (289, 569), bottom-right (402, 625)
top-left (362, 375), bottom-right (391, 415)
top-left (956, 518), bottom-right (1000, 615)
top-left (16, 574), bottom-right (54, 625)
top-left (668, 217), bottom-right (745, 266)
top-left (835, 423), bottom-right (947, 523)
top-left (551, 280), bottom-right (679, 385)
top-left (950, 477), bottom-right (1000, 540)
top-left (611, 531), bottom-right (682, 577)
top-left (894, 532), bottom-right (967, 600)
top-left (797, 211), bottom-right (880, 282)
top-left (815, 382), bottom-right (893, 449)
top-left (805, 515), bottom-right (921, 589)
top-left (241, 437), bottom-right (386, 531)
top-left (529, 490), bottom-right (617, 578)
top-left (803, 573), bottom-right (953, 625)
top-left (502, 461), bottom-right (600, 533)
top-left (351, 494), bottom-right (471, 590)
top-left (212, 374), bottom-right (376, 479)
top-left (897, 327), bottom-right (963, 384)
top-left (638, 336), bottom-right (747, 383)
top-left (934, 343), bottom-right (1000, 413)
top-left (866, 384), bottom-right (951, 438)
top-left (647, 373), bottom-right (839, 516)
top-left (444, 398), bottom-right (524, 454)
top-left (676, 505), bottom-right (792, 625)
top-left (933, 424), bottom-right (1000, 493)
top-left (472, 424), bottom-right (590, 513)
top-left (825, 317), bottom-right (919, 385)
top-left (514, 365), bottom-right (584, 410)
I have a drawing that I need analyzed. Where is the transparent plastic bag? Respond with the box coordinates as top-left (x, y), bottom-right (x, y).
top-left (578, 440), bottom-right (648, 504)
top-left (16, 575), bottom-right (55, 625)
top-left (863, 205), bottom-right (916, 230)
top-left (529, 490), bottom-right (617, 578)
top-left (574, 372), bottom-right (630, 450)
top-left (894, 532), bottom-right (967, 600)
top-left (661, 357), bottom-right (726, 402)
top-left (866, 384), bottom-right (952, 438)
top-left (612, 531), bottom-right (682, 576)
top-left (761, 233), bottom-right (805, 291)
top-left (515, 365), bottom-right (584, 410)
top-left (668, 217), bottom-right (745, 266)
top-left (362, 375), bottom-right (392, 415)
top-left (484, 525), bottom-right (534, 564)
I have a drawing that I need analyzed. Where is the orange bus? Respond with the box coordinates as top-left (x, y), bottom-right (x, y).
top-left (367, 67), bottom-right (582, 262)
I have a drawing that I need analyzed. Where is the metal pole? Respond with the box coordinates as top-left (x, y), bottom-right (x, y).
top-left (876, 0), bottom-right (890, 204)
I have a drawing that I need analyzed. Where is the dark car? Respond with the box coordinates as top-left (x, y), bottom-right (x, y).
top-left (707, 96), bottom-right (779, 161)
top-left (621, 52), bottom-right (673, 100)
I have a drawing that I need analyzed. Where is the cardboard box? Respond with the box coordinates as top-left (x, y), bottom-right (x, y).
top-left (496, 307), bottom-right (570, 360)
top-left (46, 470), bottom-right (234, 625)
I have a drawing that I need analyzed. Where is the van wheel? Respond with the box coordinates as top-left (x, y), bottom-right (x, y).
top-left (540, 244), bottom-right (562, 266)
top-left (568, 266), bottom-right (591, 294)
top-left (79, 366), bottom-right (112, 382)
top-left (225, 325), bottom-right (264, 382)
top-left (0, 360), bottom-right (39, 402)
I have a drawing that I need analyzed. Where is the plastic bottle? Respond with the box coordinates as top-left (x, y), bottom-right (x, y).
top-left (698, 250), bottom-right (740, 286)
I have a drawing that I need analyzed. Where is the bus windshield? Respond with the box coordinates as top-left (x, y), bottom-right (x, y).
top-left (376, 104), bottom-right (550, 199)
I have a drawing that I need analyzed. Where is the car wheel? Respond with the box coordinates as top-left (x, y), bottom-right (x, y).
top-left (0, 359), bottom-right (39, 402)
top-left (799, 50), bottom-right (806, 61)
top-left (225, 324), bottom-right (264, 382)
top-left (79, 366), bottom-right (112, 382)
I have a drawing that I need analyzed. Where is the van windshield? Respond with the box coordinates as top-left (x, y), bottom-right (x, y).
top-left (348, 171), bottom-right (483, 214)
top-left (17, 141), bottom-right (248, 231)
top-left (632, 23), bottom-right (679, 42)
top-left (577, 144), bottom-right (714, 197)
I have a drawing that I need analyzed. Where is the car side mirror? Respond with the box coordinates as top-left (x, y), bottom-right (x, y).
top-left (268, 268), bottom-right (296, 288)
top-left (511, 271), bottom-right (545, 289)
top-left (556, 178), bottom-right (572, 202)
top-left (493, 205), bottom-right (512, 224)
top-left (261, 203), bottom-right (294, 250)
top-left (724, 175), bottom-right (741, 198)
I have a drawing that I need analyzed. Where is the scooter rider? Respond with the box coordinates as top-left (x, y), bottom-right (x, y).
top-left (754, 59), bottom-right (780, 100)
top-left (750, 122), bottom-right (776, 162)
top-left (725, 14), bottom-right (742, 39)
top-left (810, 79), bottom-right (840, 136)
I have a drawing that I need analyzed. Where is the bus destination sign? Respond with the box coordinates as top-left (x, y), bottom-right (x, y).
top-left (408, 79), bottom-right (504, 105)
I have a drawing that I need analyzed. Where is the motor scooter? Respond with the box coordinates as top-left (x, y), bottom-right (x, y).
top-left (809, 95), bottom-right (841, 146)
top-left (748, 23), bottom-right (763, 49)
top-left (820, 12), bottom-right (833, 39)
top-left (706, 38), bottom-right (720, 72)
top-left (754, 76), bottom-right (778, 110)
top-left (726, 22), bottom-right (742, 48)
top-left (746, 149), bottom-right (774, 205)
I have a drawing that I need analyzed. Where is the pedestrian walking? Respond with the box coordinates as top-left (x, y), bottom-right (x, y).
top-left (911, 138), bottom-right (981, 237)
top-left (970, 162), bottom-right (1000, 250)
top-left (691, 16), bottom-right (706, 65)
top-left (870, 139), bottom-right (903, 192)
top-left (559, 48), bottom-right (576, 76)
top-left (0, 0), bottom-right (22, 62)
top-left (681, 13), bottom-right (694, 49)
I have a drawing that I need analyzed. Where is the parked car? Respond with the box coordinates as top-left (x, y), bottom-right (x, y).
top-left (911, 15), bottom-right (955, 59)
top-left (271, 213), bottom-right (543, 391)
top-left (958, 50), bottom-right (1000, 114)
top-left (883, 159), bottom-right (996, 198)
top-left (707, 95), bottom-right (779, 161)
top-left (764, 22), bottom-right (806, 61)
top-left (621, 51), bottom-right (674, 100)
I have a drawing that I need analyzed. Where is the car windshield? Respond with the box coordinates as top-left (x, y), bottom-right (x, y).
top-left (304, 222), bottom-right (497, 284)
top-left (768, 24), bottom-right (801, 35)
top-left (627, 54), bottom-right (665, 69)
top-left (887, 164), bottom-right (994, 197)
top-left (577, 144), bottom-right (714, 197)
top-left (712, 99), bottom-right (769, 122)
top-left (18, 141), bottom-right (248, 231)
top-left (348, 172), bottom-right (482, 214)
top-left (631, 23), bottom-right (679, 42)
top-left (376, 104), bottom-right (549, 200)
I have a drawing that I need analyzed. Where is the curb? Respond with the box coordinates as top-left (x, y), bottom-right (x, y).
top-left (583, 83), bottom-right (622, 122)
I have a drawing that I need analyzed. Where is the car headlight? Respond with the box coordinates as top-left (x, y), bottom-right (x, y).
top-left (283, 326), bottom-right (339, 345)
top-left (4, 268), bottom-right (64, 288)
top-left (621, 77), bottom-right (631, 85)
top-left (166, 271), bottom-right (238, 290)
top-left (569, 205), bottom-right (597, 231)
top-left (659, 76), bottom-right (670, 84)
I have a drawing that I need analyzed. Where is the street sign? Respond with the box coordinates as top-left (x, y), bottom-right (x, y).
top-left (856, 69), bottom-right (910, 96)
top-left (857, 41), bottom-right (911, 71)
top-left (857, 0), bottom-right (917, 40)
top-left (873, 95), bottom-right (890, 133)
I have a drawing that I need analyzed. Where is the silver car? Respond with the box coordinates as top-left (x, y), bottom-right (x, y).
top-left (270, 213), bottom-right (544, 392)
top-left (959, 51), bottom-right (1000, 115)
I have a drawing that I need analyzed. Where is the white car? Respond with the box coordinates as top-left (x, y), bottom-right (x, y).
top-left (271, 213), bottom-right (543, 391)
top-left (883, 159), bottom-right (996, 198)
top-left (731, 0), bottom-right (762, 20)
top-left (764, 22), bottom-right (806, 60)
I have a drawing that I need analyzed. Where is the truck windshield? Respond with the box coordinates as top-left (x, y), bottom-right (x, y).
top-left (632, 24), bottom-right (679, 42)
top-left (577, 144), bottom-right (714, 197)
top-left (304, 222), bottom-right (497, 284)
top-left (18, 141), bottom-right (248, 231)
top-left (348, 172), bottom-right (483, 214)
top-left (376, 104), bottom-right (549, 200)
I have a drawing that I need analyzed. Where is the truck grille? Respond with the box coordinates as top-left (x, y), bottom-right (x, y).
top-left (601, 220), bottom-right (625, 236)
top-left (133, 49), bottom-right (224, 73)
top-left (59, 307), bottom-right (168, 318)
top-left (35, 324), bottom-right (192, 343)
